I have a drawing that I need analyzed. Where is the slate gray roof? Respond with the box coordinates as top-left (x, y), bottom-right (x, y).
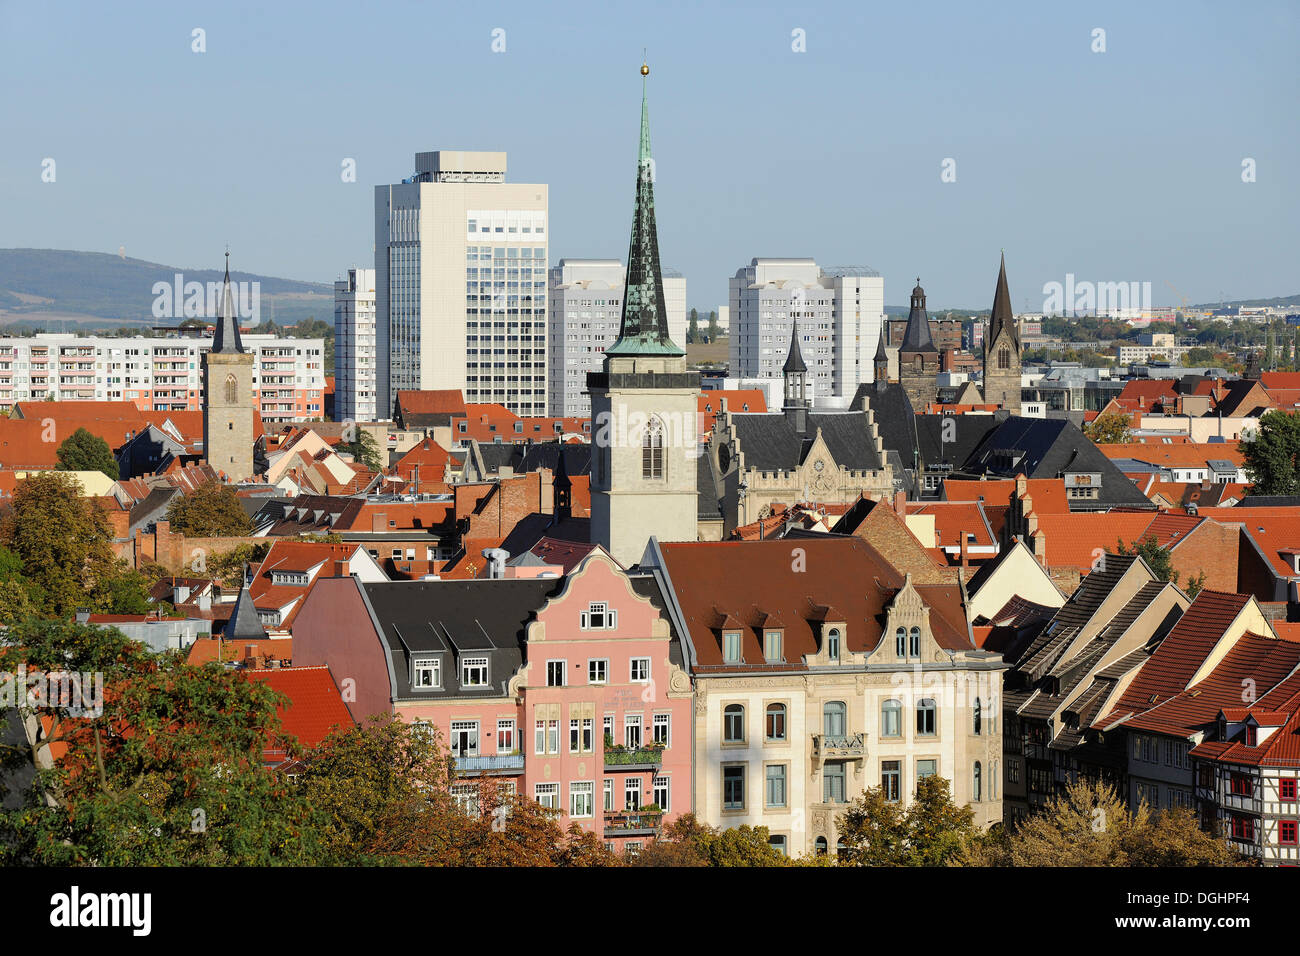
top-left (783, 323), bottom-right (808, 373)
top-left (730, 412), bottom-right (883, 473)
top-left (225, 585), bottom-right (267, 641)
top-left (697, 450), bottom-right (725, 520)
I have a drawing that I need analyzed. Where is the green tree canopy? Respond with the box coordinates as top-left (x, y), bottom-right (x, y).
top-left (837, 774), bottom-right (977, 866)
top-left (339, 428), bottom-right (383, 471)
top-left (55, 426), bottom-right (119, 480)
top-left (630, 812), bottom-right (786, 866)
top-left (165, 482), bottom-right (254, 537)
top-left (1083, 410), bottom-right (1134, 444)
top-left (1241, 409), bottom-right (1300, 496)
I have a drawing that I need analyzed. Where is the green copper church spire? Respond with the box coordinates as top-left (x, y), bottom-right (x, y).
top-left (605, 60), bottom-right (685, 357)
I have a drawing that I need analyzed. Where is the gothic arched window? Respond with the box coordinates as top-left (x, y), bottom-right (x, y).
top-left (642, 417), bottom-right (664, 480)
top-left (998, 347), bottom-right (1010, 370)
top-left (224, 373), bottom-right (238, 403)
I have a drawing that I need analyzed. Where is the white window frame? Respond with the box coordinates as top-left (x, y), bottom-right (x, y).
top-left (534, 782), bottom-right (559, 810)
top-left (630, 657), bottom-right (651, 683)
top-left (546, 659), bottom-right (567, 687)
top-left (653, 775), bottom-right (670, 811)
top-left (625, 777), bottom-right (642, 810)
top-left (412, 657), bottom-right (441, 690)
top-left (624, 714), bottom-right (642, 750)
top-left (652, 713), bottom-right (671, 747)
top-left (450, 720), bottom-right (479, 757)
top-left (570, 781), bottom-right (594, 819)
top-left (461, 656), bottom-right (489, 688)
top-left (497, 718), bottom-right (515, 754)
top-left (588, 658), bottom-right (609, 684)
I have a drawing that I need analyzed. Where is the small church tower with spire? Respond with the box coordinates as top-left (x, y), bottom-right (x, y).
top-left (203, 252), bottom-right (255, 482)
top-left (587, 62), bottom-right (700, 566)
top-left (898, 278), bottom-right (940, 411)
top-left (782, 321), bottom-right (810, 432)
top-left (981, 253), bottom-right (1021, 414)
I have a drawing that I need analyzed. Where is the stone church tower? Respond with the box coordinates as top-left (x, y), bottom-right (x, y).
top-left (203, 253), bottom-right (255, 482)
top-left (898, 279), bottom-right (940, 411)
top-left (588, 63), bottom-right (700, 567)
top-left (981, 253), bottom-right (1021, 414)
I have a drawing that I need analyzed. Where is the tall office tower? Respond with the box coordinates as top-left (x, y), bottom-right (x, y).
top-left (728, 258), bottom-right (884, 402)
top-left (374, 150), bottom-right (548, 418)
top-left (547, 258), bottom-right (686, 416)
top-left (334, 267), bottom-right (376, 422)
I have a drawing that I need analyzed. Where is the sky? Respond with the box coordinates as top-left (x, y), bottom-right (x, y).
top-left (1, 0), bottom-right (1297, 311)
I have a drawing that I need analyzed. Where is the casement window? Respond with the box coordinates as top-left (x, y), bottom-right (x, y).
top-left (723, 704), bottom-right (745, 743)
top-left (653, 775), bottom-right (670, 811)
top-left (917, 759), bottom-right (937, 782)
top-left (625, 778), bottom-right (642, 811)
top-left (625, 715), bottom-right (642, 749)
top-left (534, 783), bottom-right (559, 810)
top-left (630, 657), bottom-right (650, 683)
top-left (826, 628), bottom-right (841, 662)
top-left (722, 765), bottom-right (745, 810)
top-left (546, 660), bottom-right (567, 687)
top-left (909, 626), bottom-right (920, 658)
top-left (1246, 725), bottom-right (1258, 747)
top-left (723, 630), bottom-right (742, 664)
top-left (1230, 773), bottom-right (1254, 797)
top-left (652, 713), bottom-right (670, 747)
top-left (582, 718), bottom-right (594, 752)
top-left (765, 764), bottom-right (787, 808)
top-left (461, 657), bottom-right (489, 687)
top-left (625, 841), bottom-right (643, 858)
top-left (581, 601), bottom-right (617, 630)
top-left (882, 699), bottom-right (902, 738)
top-left (570, 719), bottom-right (581, 754)
top-left (534, 720), bottom-right (546, 755)
top-left (973, 761), bottom-right (983, 802)
top-left (895, 627), bottom-right (906, 657)
top-left (1230, 815), bottom-right (1255, 842)
top-left (768, 835), bottom-right (788, 857)
top-left (570, 782), bottom-right (594, 819)
top-left (1008, 759), bottom-right (1021, 784)
top-left (497, 719), bottom-right (515, 754)
top-left (450, 784), bottom-right (478, 817)
top-left (603, 779), bottom-right (614, 811)
top-left (412, 658), bottom-right (440, 689)
top-left (1281, 778), bottom-right (1297, 802)
top-left (973, 699), bottom-right (983, 736)
top-left (763, 630), bottom-right (783, 663)
top-left (917, 699), bottom-right (937, 737)
top-left (450, 721), bottom-right (479, 757)
top-left (588, 658), bottom-right (609, 684)
top-left (765, 703), bottom-right (786, 741)
top-left (642, 418), bottom-right (664, 479)
top-left (882, 760), bottom-right (902, 802)
top-left (823, 762), bottom-right (846, 803)
top-left (1281, 820), bottom-right (1298, 846)
top-left (823, 701), bottom-right (846, 739)
top-left (603, 714), bottom-right (614, 745)
top-left (547, 720), bottom-right (559, 755)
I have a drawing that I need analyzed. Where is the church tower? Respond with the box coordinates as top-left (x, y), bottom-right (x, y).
top-left (203, 253), bottom-right (255, 482)
top-left (587, 62), bottom-right (700, 566)
top-left (873, 315), bottom-right (890, 386)
top-left (898, 278), bottom-right (940, 410)
top-left (982, 253), bottom-right (1021, 414)
top-left (782, 321), bottom-right (810, 433)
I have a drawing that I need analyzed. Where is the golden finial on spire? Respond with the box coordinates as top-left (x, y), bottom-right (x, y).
top-left (641, 49), bottom-right (648, 76)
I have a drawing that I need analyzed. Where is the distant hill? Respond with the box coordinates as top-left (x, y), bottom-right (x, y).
top-left (0, 248), bottom-right (333, 331)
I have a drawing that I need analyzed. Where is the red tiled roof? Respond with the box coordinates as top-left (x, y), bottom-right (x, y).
top-left (1031, 513), bottom-right (1159, 571)
top-left (699, 390), bottom-right (767, 434)
top-left (1098, 443), bottom-right (1244, 468)
top-left (396, 389), bottom-right (467, 417)
top-left (1260, 372), bottom-right (1300, 390)
top-left (246, 665), bottom-right (354, 753)
top-left (186, 635), bottom-right (292, 665)
top-left (1192, 671), bottom-right (1300, 767)
top-left (1239, 516), bottom-right (1300, 580)
top-left (942, 477), bottom-right (1071, 514)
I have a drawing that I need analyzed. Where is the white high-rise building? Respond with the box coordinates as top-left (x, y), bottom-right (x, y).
top-left (334, 267), bottom-right (376, 422)
top-left (546, 258), bottom-right (686, 417)
top-left (728, 258), bottom-right (884, 401)
top-left (375, 150), bottom-right (548, 417)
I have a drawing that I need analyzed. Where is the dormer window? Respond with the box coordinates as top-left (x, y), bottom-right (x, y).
top-left (723, 630), bottom-right (742, 664)
top-left (461, 657), bottom-right (488, 687)
top-left (270, 570), bottom-right (309, 586)
top-left (826, 627), bottom-right (841, 662)
top-left (580, 602), bottom-right (617, 630)
top-left (413, 658), bottom-right (441, 690)
top-left (1246, 725), bottom-right (1257, 747)
top-left (763, 630), bottom-right (783, 664)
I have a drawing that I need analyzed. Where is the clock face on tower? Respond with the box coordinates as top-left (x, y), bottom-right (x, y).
top-left (813, 459), bottom-right (825, 473)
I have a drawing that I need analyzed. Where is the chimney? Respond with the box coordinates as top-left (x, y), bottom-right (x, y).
top-left (483, 548), bottom-right (509, 579)
top-left (75, 607), bottom-right (90, 625)
top-left (893, 490), bottom-right (906, 515)
top-left (198, 592), bottom-right (212, 612)
top-left (960, 532), bottom-right (969, 569)
top-left (175, 584), bottom-right (191, 605)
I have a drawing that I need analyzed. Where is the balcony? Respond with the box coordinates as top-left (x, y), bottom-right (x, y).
top-left (603, 808), bottom-right (663, 837)
top-left (811, 733), bottom-right (867, 760)
top-left (454, 753), bottom-right (525, 775)
top-left (603, 743), bottom-right (665, 771)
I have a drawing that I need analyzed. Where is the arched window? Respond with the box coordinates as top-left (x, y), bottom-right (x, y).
top-left (641, 417), bottom-right (664, 479)
top-left (991, 760), bottom-right (999, 800)
top-left (826, 628), bottom-right (841, 662)
top-left (913, 355), bottom-right (922, 372)
top-left (882, 698), bottom-right (902, 738)
top-left (917, 699), bottom-right (936, 736)
top-left (973, 761), bottom-right (983, 801)
top-left (998, 347), bottom-right (1010, 370)
top-left (909, 626), bottom-right (920, 658)
top-left (836, 838), bottom-right (847, 857)
top-left (815, 837), bottom-right (828, 855)
top-left (224, 373), bottom-right (238, 403)
top-left (765, 703), bottom-right (786, 741)
top-left (723, 704), bottom-right (745, 743)
top-left (973, 698), bottom-right (982, 736)
top-left (895, 627), bottom-right (906, 657)
top-left (823, 701), bottom-right (846, 739)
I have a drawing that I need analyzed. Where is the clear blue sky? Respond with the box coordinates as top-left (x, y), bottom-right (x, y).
top-left (2, 0), bottom-right (1296, 311)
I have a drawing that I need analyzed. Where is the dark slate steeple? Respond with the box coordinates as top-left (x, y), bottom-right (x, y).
top-left (782, 322), bottom-right (807, 373)
top-left (211, 251), bottom-right (245, 354)
top-left (987, 251), bottom-right (1019, 350)
top-left (605, 62), bottom-right (685, 358)
top-left (900, 278), bottom-right (936, 353)
top-left (873, 318), bottom-right (890, 385)
top-left (224, 581), bottom-right (266, 641)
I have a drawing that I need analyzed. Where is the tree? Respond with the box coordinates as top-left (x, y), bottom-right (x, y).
top-left (629, 812), bottom-right (786, 866)
top-left (687, 308), bottom-right (699, 345)
top-left (1241, 410), bottom-right (1300, 496)
top-left (55, 427), bottom-right (119, 480)
top-left (1115, 536), bottom-right (1205, 597)
top-left (707, 310), bottom-right (720, 343)
top-left (204, 541), bottom-right (272, 588)
top-left (1083, 410), bottom-right (1133, 445)
top-left (837, 775), bottom-right (977, 866)
top-left (165, 482), bottom-right (254, 537)
top-left (0, 472), bottom-right (127, 617)
top-left (962, 778), bottom-right (1245, 867)
top-left (339, 428), bottom-right (382, 471)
